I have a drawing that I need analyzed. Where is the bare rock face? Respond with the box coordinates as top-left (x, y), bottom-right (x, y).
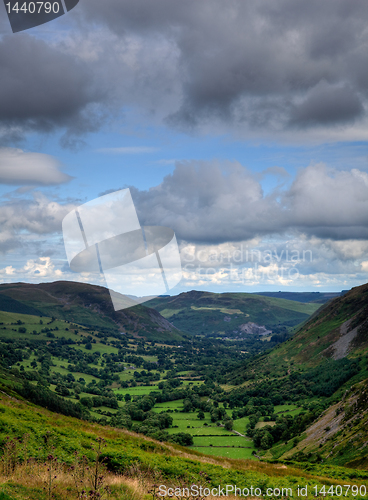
top-left (238, 322), bottom-right (272, 336)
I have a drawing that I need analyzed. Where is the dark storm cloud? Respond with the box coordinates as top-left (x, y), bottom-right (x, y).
top-left (129, 161), bottom-right (368, 243)
top-left (78, 0), bottom-right (368, 131)
top-left (1, 0), bottom-right (368, 141)
top-left (289, 82), bottom-right (364, 126)
top-left (0, 34), bottom-right (103, 144)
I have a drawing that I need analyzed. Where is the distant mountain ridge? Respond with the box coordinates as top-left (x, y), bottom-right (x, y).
top-left (254, 291), bottom-right (346, 304)
top-left (146, 290), bottom-right (321, 337)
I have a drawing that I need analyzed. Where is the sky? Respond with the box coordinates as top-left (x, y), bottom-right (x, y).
top-left (0, 0), bottom-right (368, 295)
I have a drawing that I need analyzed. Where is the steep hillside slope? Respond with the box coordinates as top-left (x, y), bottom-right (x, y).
top-left (269, 378), bottom-right (368, 468)
top-left (0, 281), bottom-right (182, 342)
top-left (0, 380), bottom-right (367, 499)
top-left (147, 290), bottom-right (320, 337)
top-left (224, 283), bottom-right (368, 468)
top-left (230, 282), bottom-right (368, 382)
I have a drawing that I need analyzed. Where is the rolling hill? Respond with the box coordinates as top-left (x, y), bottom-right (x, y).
top-left (0, 281), bottom-right (182, 342)
top-left (0, 280), bottom-right (367, 494)
top-left (255, 291), bottom-right (346, 304)
top-left (146, 290), bottom-right (322, 337)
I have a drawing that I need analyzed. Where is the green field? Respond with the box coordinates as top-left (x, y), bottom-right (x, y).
top-left (191, 432), bottom-right (256, 460)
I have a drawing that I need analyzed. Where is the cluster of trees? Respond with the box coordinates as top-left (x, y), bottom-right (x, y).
top-left (19, 380), bottom-right (88, 420)
top-left (249, 402), bottom-right (326, 450)
top-left (224, 358), bottom-right (360, 407)
top-left (110, 395), bottom-right (193, 445)
top-left (80, 395), bottom-right (119, 410)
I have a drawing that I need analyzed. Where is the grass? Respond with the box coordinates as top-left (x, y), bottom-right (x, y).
top-left (115, 386), bottom-right (160, 396)
top-left (73, 343), bottom-right (119, 355)
top-left (274, 404), bottom-right (300, 415)
top-left (153, 400), bottom-right (184, 409)
top-left (0, 376), bottom-right (368, 500)
top-left (190, 446), bottom-right (256, 459)
top-left (192, 435), bottom-right (251, 446)
top-left (0, 390), bottom-right (368, 498)
top-left (232, 416), bottom-right (250, 434)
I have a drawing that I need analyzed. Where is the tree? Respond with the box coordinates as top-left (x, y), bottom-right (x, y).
top-left (197, 410), bottom-right (205, 420)
top-left (169, 432), bottom-right (193, 446)
top-left (260, 431), bottom-right (273, 450)
top-left (224, 419), bottom-right (233, 431)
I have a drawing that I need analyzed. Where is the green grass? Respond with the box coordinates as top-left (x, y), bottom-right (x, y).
top-left (274, 404), bottom-right (300, 415)
top-left (190, 305), bottom-right (249, 315)
top-left (192, 435), bottom-right (251, 446)
top-left (153, 400), bottom-right (184, 410)
top-left (2, 391), bottom-right (364, 499)
top-left (73, 343), bottom-right (119, 355)
top-left (115, 385), bottom-right (160, 396)
top-left (191, 445), bottom-right (256, 460)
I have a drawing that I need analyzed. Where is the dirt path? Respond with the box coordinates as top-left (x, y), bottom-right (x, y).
top-left (232, 430), bottom-right (246, 437)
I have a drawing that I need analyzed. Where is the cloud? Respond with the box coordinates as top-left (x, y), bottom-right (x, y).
top-left (0, 148), bottom-right (72, 185)
top-left (289, 82), bottom-right (364, 127)
top-left (284, 164), bottom-right (368, 238)
top-left (130, 160), bottom-right (368, 243)
top-left (261, 166), bottom-right (290, 178)
top-left (0, 34), bottom-right (104, 145)
top-left (1, 1), bottom-right (368, 143)
top-left (75, 0), bottom-right (368, 135)
top-left (0, 257), bottom-right (98, 284)
top-left (0, 192), bottom-right (77, 254)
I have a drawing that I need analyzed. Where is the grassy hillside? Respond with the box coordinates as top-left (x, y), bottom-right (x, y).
top-left (0, 300), bottom-right (259, 461)
top-left (1, 280), bottom-right (368, 491)
top-left (224, 283), bottom-right (368, 468)
top-left (147, 290), bottom-right (321, 337)
top-left (0, 386), bottom-right (367, 499)
top-left (0, 282), bottom-right (182, 342)
top-left (261, 378), bottom-right (368, 469)
top-left (229, 282), bottom-right (368, 382)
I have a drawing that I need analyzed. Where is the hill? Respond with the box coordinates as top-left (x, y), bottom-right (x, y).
top-left (0, 375), bottom-right (367, 499)
top-left (146, 290), bottom-right (321, 337)
top-left (236, 281), bottom-right (368, 378)
top-left (225, 282), bottom-right (368, 467)
top-left (254, 291), bottom-right (346, 304)
top-left (275, 378), bottom-right (368, 468)
top-left (1, 280), bottom-right (368, 481)
top-left (0, 281), bottom-right (182, 342)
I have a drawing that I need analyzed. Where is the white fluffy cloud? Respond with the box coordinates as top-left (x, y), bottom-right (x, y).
top-left (0, 148), bottom-right (72, 185)
top-left (132, 160), bottom-right (368, 243)
top-left (0, 192), bottom-right (77, 254)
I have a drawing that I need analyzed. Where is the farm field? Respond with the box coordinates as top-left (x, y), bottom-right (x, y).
top-left (4, 304), bottom-right (308, 461)
top-left (0, 285), bottom-right (345, 467)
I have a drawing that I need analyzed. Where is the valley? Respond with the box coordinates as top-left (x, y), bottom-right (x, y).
top-left (0, 280), bottom-right (367, 498)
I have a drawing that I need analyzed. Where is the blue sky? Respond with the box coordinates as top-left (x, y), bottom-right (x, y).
top-left (1, 0), bottom-right (368, 296)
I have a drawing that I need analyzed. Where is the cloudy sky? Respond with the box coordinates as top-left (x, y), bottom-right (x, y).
top-left (1, 0), bottom-right (368, 294)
